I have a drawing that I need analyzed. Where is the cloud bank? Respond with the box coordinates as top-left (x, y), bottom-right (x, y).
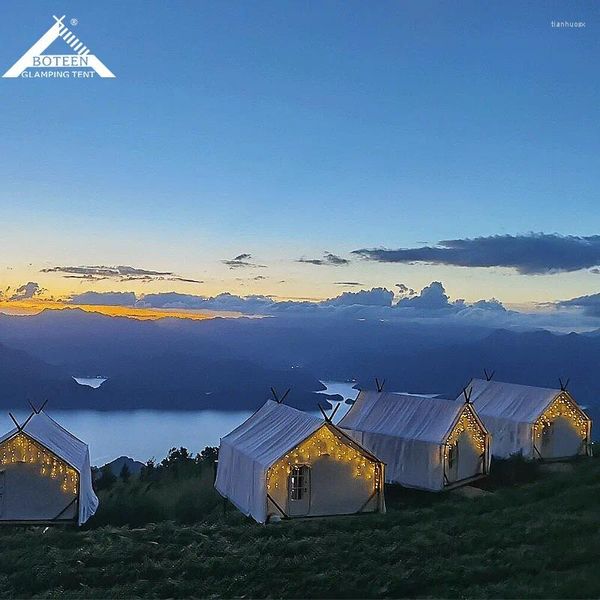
top-left (297, 252), bottom-right (350, 266)
top-left (60, 281), bottom-right (600, 332)
top-left (41, 265), bottom-right (202, 284)
top-left (353, 233), bottom-right (600, 274)
top-left (10, 282), bottom-right (44, 301)
top-left (222, 254), bottom-right (266, 269)
top-left (557, 293), bottom-right (600, 317)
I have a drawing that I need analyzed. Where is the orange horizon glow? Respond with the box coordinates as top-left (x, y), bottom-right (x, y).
top-left (0, 299), bottom-right (243, 321)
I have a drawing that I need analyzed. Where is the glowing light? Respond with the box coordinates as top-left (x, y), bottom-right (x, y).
top-left (266, 426), bottom-right (381, 492)
top-left (445, 407), bottom-right (487, 462)
top-left (0, 433), bottom-right (78, 494)
top-left (533, 393), bottom-right (589, 439)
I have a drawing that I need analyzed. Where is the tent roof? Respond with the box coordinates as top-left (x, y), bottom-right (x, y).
top-left (461, 379), bottom-right (559, 423)
top-left (0, 411), bottom-right (90, 473)
top-left (220, 400), bottom-right (325, 470)
top-left (338, 391), bottom-right (464, 444)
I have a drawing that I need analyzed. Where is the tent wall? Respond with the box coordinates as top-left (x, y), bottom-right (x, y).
top-left (342, 403), bottom-right (489, 492)
top-left (0, 416), bottom-right (98, 526)
top-left (215, 439), bottom-right (269, 523)
top-left (477, 414), bottom-right (534, 459)
top-left (0, 461), bottom-right (77, 523)
top-left (266, 450), bottom-right (383, 519)
top-left (347, 429), bottom-right (445, 491)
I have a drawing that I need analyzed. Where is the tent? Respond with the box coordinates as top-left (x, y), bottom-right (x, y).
top-left (215, 399), bottom-right (385, 523)
top-left (0, 410), bottom-right (99, 525)
top-left (459, 378), bottom-right (592, 460)
top-left (338, 391), bottom-right (490, 491)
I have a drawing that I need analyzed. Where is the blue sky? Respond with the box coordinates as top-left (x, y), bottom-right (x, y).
top-left (1, 1), bottom-right (599, 305)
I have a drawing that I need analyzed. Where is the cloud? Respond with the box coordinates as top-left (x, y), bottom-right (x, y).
top-left (57, 280), bottom-right (600, 332)
top-left (68, 291), bottom-right (137, 306)
top-left (138, 292), bottom-right (275, 313)
top-left (469, 298), bottom-right (507, 312)
top-left (325, 287), bottom-right (394, 307)
top-left (10, 282), bottom-right (44, 301)
top-left (396, 281), bottom-right (450, 310)
top-left (297, 252), bottom-right (350, 266)
top-left (41, 265), bottom-right (202, 284)
top-left (222, 254), bottom-right (266, 269)
top-left (334, 282), bottom-right (365, 287)
top-left (556, 292), bottom-right (600, 317)
top-left (395, 283), bottom-right (415, 296)
top-left (353, 233), bottom-right (600, 274)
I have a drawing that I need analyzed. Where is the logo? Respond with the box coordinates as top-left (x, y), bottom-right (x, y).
top-left (3, 15), bottom-right (115, 79)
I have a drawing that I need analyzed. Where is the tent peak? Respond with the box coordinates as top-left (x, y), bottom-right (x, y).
top-left (270, 387), bottom-right (290, 404)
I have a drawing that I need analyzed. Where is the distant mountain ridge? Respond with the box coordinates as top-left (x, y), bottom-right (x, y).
top-left (0, 309), bottom-right (598, 433)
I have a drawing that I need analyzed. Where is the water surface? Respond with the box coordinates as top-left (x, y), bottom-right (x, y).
top-left (10, 381), bottom-right (358, 466)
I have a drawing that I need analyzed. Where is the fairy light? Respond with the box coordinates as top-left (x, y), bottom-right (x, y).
top-left (266, 426), bottom-right (380, 492)
top-left (444, 407), bottom-right (487, 462)
top-left (533, 393), bottom-right (589, 440)
top-left (0, 433), bottom-right (78, 495)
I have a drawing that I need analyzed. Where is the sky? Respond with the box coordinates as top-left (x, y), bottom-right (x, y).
top-left (1, 0), bottom-right (599, 316)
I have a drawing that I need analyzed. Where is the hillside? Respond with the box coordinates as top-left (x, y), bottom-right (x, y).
top-left (0, 456), bottom-right (598, 598)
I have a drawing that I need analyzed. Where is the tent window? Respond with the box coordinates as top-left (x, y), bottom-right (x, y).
top-left (289, 465), bottom-right (310, 501)
top-left (448, 441), bottom-right (458, 469)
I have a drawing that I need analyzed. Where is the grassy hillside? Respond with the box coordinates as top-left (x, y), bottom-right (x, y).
top-left (1, 454), bottom-right (599, 599)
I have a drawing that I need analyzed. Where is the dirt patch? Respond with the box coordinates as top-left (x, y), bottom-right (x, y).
top-left (452, 485), bottom-right (493, 499)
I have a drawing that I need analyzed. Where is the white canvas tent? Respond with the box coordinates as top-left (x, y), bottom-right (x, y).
top-left (338, 391), bottom-right (490, 491)
top-left (215, 400), bottom-right (385, 523)
top-left (0, 410), bottom-right (99, 525)
top-left (459, 379), bottom-right (592, 460)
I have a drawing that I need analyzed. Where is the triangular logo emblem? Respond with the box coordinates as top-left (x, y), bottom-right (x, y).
top-left (3, 15), bottom-right (115, 78)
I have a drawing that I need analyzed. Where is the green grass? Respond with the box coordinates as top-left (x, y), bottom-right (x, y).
top-left (1, 455), bottom-right (599, 599)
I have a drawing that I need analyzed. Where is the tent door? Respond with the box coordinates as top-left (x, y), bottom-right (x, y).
top-left (539, 416), bottom-right (584, 459)
top-left (287, 465), bottom-right (311, 517)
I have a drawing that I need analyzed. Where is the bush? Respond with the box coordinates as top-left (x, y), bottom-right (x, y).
top-left (484, 454), bottom-right (539, 488)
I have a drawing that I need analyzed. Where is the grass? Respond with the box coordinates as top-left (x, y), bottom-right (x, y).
top-left (0, 453), bottom-right (599, 599)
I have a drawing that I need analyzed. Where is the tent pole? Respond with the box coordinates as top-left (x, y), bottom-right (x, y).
top-left (266, 493), bottom-right (289, 519)
top-left (52, 497), bottom-right (77, 522)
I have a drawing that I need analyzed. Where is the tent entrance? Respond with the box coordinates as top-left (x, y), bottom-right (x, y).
top-left (444, 407), bottom-right (487, 487)
top-left (533, 394), bottom-right (590, 460)
top-left (287, 465), bottom-right (311, 516)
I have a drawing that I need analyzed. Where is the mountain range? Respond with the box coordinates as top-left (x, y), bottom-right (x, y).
top-left (0, 309), bottom-right (598, 433)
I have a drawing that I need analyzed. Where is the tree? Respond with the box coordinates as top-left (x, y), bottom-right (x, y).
top-left (161, 447), bottom-right (195, 478)
top-left (197, 446), bottom-right (218, 465)
top-left (120, 462), bottom-right (131, 483)
top-left (96, 464), bottom-right (117, 491)
top-left (140, 458), bottom-right (157, 481)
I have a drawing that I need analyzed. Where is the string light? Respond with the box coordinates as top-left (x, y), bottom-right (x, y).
top-left (533, 393), bottom-right (589, 439)
top-left (266, 426), bottom-right (381, 492)
top-left (0, 433), bottom-right (78, 495)
top-left (444, 407), bottom-right (487, 462)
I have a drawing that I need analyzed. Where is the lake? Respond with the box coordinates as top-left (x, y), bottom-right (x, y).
top-left (10, 381), bottom-right (358, 466)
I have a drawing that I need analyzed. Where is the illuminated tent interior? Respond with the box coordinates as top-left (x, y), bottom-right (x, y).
top-left (460, 379), bottom-right (592, 460)
top-left (215, 399), bottom-right (385, 523)
top-left (338, 391), bottom-right (490, 491)
top-left (0, 409), bottom-right (98, 525)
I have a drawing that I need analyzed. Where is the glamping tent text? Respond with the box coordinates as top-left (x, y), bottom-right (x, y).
top-left (215, 400), bottom-right (385, 523)
top-left (0, 410), bottom-right (98, 525)
top-left (459, 379), bottom-right (592, 460)
top-left (338, 391), bottom-right (490, 491)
